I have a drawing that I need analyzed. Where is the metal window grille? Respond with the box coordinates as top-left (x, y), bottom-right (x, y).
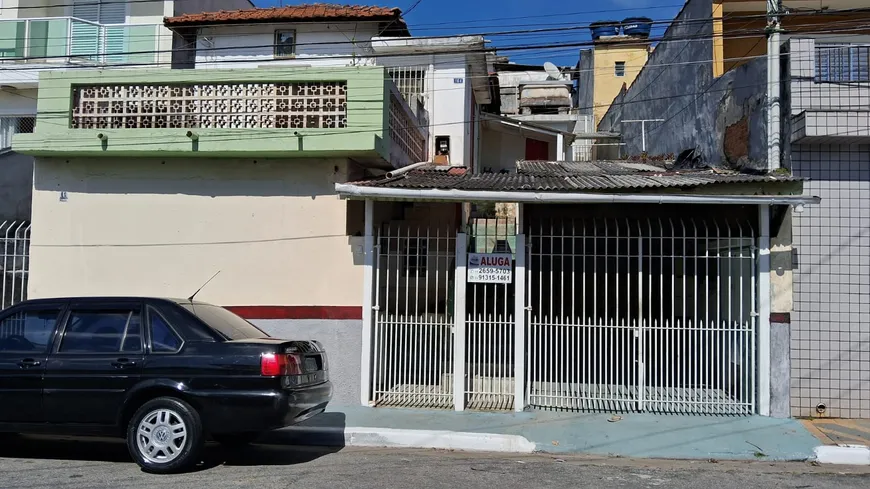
top-left (615, 61), bottom-right (626, 77)
top-left (1, 221), bottom-right (31, 310)
top-left (371, 224), bottom-right (456, 409)
top-left (0, 116), bottom-right (35, 150)
top-left (525, 217), bottom-right (758, 414)
top-left (70, 82), bottom-right (348, 130)
top-left (386, 66), bottom-right (427, 107)
top-left (815, 44), bottom-right (870, 83)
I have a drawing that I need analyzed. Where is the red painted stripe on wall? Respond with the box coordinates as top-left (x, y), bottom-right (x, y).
top-left (227, 306), bottom-right (363, 320)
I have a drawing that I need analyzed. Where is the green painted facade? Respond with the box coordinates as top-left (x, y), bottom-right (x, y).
top-left (14, 66), bottom-right (391, 159)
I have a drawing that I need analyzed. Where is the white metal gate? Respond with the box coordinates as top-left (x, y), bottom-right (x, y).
top-left (526, 217), bottom-right (758, 414)
top-left (464, 218), bottom-right (516, 410)
top-left (370, 225), bottom-right (456, 409)
top-left (2, 221), bottom-right (30, 310)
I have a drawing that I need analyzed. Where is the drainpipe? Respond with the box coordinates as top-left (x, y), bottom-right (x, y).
top-left (767, 0), bottom-right (782, 171)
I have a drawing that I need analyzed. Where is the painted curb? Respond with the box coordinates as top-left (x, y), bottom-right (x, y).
top-left (277, 426), bottom-right (536, 453)
top-left (814, 445), bottom-right (870, 465)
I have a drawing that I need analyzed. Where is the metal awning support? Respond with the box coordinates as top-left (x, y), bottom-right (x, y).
top-left (335, 183), bottom-right (821, 206)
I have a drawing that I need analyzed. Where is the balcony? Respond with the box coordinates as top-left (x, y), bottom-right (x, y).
top-left (13, 66), bottom-right (428, 167)
top-left (0, 17), bottom-right (160, 66)
top-left (788, 38), bottom-right (870, 144)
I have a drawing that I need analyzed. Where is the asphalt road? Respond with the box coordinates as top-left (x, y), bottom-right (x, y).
top-left (1, 435), bottom-right (869, 489)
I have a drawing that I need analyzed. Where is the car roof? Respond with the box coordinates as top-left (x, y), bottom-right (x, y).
top-left (9, 297), bottom-right (217, 307)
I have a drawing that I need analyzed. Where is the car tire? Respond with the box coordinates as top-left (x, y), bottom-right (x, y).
top-left (126, 397), bottom-right (204, 474)
top-left (212, 432), bottom-right (261, 448)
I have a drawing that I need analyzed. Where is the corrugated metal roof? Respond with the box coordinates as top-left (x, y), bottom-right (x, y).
top-left (351, 161), bottom-right (802, 192)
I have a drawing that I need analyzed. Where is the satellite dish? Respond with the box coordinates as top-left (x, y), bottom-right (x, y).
top-left (543, 61), bottom-right (561, 80)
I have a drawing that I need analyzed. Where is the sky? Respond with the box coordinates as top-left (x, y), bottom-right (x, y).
top-left (253, 0), bottom-right (685, 66)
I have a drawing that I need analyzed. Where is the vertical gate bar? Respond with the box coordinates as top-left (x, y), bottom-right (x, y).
top-left (758, 205), bottom-right (771, 416)
top-left (738, 221), bottom-right (745, 412)
top-left (454, 232), bottom-right (468, 411)
top-left (423, 227), bottom-right (431, 406)
top-left (360, 200), bottom-right (375, 406)
top-left (592, 219), bottom-right (598, 402)
top-left (713, 220), bottom-right (721, 415)
top-left (637, 223), bottom-right (644, 411)
top-left (693, 223), bottom-right (713, 410)
top-left (681, 219), bottom-right (688, 412)
top-left (614, 220), bottom-right (620, 404)
top-left (434, 228), bottom-right (441, 405)
top-left (665, 218), bottom-right (677, 409)
top-left (692, 220), bottom-right (699, 413)
top-left (604, 220), bottom-right (610, 404)
top-left (750, 222), bottom-right (757, 413)
top-left (515, 209), bottom-right (526, 411)
top-left (393, 226), bottom-right (401, 399)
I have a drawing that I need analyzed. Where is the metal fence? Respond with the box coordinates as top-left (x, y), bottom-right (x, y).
top-left (1, 221), bottom-right (31, 310)
top-left (371, 225), bottom-right (456, 409)
top-left (526, 217), bottom-right (758, 414)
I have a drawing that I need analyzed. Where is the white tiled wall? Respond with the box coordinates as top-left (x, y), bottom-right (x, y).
top-left (791, 143), bottom-right (870, 418)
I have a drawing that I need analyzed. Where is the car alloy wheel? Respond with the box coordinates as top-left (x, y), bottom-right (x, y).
top-left (136, 408), bottom-right (188, 464)
top-left (126, 396), bottom-right (203, 474)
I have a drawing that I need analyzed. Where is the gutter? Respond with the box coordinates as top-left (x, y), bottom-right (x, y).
top-left (334, 183), bottom-right (821, 206)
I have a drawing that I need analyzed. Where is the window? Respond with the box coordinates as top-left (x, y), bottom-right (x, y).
top-left (72, 0), bottom-right (126, 24)
top-left (180, 303), bottom-right (268, 341)
top-left (816, 44), bottom-right (870, 82)
top-left (0, 117), bottom-right (36, 151)
top-left (60, 310), bottom-right (142, 354)
top-left (148, 308), bottom-right (182, 353)
top-left (0, 309), bottom-right (60, 352)
top-left (274, 30), bottom-right (296, 58)
top-left (615, 61), bottom-right (626, 77)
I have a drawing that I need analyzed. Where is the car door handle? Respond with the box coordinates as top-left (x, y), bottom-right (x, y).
top-left (17, 359), bottom-right (41, 369)
top-left (111, 359), bottom-right (137, 369)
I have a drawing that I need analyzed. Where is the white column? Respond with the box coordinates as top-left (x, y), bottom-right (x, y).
top-left (556, 133), bottom-right (565, 161)
top-left (514, 204), bottom-right (526, 412)
top-left (758, 204), bottom-right (771, 416)
top-left (359, 200), bottom-right (375, 406)
top-left (453, 232), bottom-right (468, 411)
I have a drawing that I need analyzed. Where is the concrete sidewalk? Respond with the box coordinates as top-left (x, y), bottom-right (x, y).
top-left (266, 405), bottom-right (822, 462)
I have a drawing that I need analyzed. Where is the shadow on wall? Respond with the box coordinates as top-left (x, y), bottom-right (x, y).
top-left (0, 152), bottom-right (34, 221)
top-left (32, 158), bottom-right (348, 198)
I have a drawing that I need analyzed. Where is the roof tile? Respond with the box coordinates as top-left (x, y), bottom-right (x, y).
top-left (165, 4), bottom-right (404, 28)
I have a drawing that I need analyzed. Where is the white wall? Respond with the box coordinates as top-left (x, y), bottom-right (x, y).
top-left (428, 54), bottom-right (468, 167)
top-left (29, 157), bottom-right (364, 307)
top-left (0, 90), bottom-right (37, 115)
top-left (194, 23), bottom-right (380, 69)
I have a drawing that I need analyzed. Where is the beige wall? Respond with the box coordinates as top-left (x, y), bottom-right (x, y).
top-left (592, 44), bottom-right (650, 126)
top-left (29, 157), bottom-right (363, 307)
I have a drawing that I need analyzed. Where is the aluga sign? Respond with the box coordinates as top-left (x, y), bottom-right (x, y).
top-left (467, 253), bottom-right (513, 284)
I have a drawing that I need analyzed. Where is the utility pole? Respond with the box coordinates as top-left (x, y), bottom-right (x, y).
top-left (766, 0), bottom-right (783, 171)
top-left (622, 119), bottom-right (664, 153)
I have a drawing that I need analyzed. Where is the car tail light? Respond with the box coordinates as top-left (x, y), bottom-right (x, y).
top-left (261, 353), bottom-right (303, 376)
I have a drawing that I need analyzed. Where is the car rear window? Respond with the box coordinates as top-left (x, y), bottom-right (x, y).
top-left (180, 303), bottom-right (269, 340)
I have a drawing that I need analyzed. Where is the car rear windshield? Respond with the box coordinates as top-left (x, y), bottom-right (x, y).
top-left (180, 303), bottom-right (269, 341)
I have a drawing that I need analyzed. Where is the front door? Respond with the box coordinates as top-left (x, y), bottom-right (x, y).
top-left (0, 304), bottom-right (65, 423)
top-left (43, 301), bottom-right (145, 426)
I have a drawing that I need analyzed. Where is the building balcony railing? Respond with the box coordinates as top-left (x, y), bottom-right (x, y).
top-left (0, 17), bottom-right (160, 65)
top-left (12, 67), bottom-right (429, 168)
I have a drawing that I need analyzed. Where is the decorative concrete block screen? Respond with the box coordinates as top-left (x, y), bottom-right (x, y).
top-left (70, 82), bottom-right (348, 130)
top-left (388, 93), bottom-right (427, 164)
